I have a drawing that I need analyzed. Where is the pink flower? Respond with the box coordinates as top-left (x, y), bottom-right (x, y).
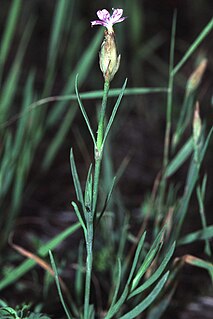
top-left (91, 8), bottom-right (126, 31)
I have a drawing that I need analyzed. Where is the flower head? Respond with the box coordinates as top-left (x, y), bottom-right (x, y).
top-left (91, 8), bottom-right (126, 32)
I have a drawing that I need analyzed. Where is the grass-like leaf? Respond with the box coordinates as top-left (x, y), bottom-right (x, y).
top-left (131, 227), bottom-right (165, 291)
top-left (108, 258), bottom-right (122, 311)
top-left (0, 18), bottom-right (35, 123)
top-left (42, 107), bottom-right (77, 170)
top-left (102, 78), bottom-right (128, 148)
top-left (129, 242), bottom-right (175, 298)
top-left (119, 272), bottom-right (170, 319)
top-left (172, 17), bottom-right (213, 75)
top-left (84, 164), bottom-right (93, 214)
top-left (0, 86), bottom-right (169, 128)
top-left (49, 251), bottom-right (73, 319)
top-left (72, 201), bottom-right (87, 236)
top-left (70, 148), bottom-right (86, 212)
top-left (165, 137), bottom-right (193, 178)
top-left (147, 287), bottom-right (176, 319)
top-left (0, 222), bottom-right (80, 290)
top-left (174, 126), bottom-right (213, 239)
top-left (127, 232), bottom-right (147, 285)
top-left (196, 184), bottom-right (211, 256)
top-left (178, 225), bottom-right (213, 246)
top-left (175, 255), bottom-right (213, 282)
top-left (97, 176), bottom-right (116, 224)
top-left (75, 241), bottom-right (84, 302)
top-left (75, 75), bottom-right (96, 147)
top-left (0, 0), bottom-right (21, 73)
top-left (47, 0), bottom-right (69, 70)
top-left (105, 286), bottom-right (129, 319)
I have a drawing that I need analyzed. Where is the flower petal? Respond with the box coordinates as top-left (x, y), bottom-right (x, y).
top-left (113, 17), bottom-right (127, 24)
top-left (111, 8), bottom-right (123, 23)
top-left (97, 9), bottom-right (110, 22)
top-left (91, 20), bottom-right (106, 27)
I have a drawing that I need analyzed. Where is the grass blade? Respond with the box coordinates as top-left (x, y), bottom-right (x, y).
top-left (102, 79), bottom-right (128, 148)
top-left (120, 272), bottom-right (170, 319)
top-left (42, 107), bottom-right (77, 170)
top-left (127, 232), bottom-right (147, 285)
top-left (0, 86), bottom-right (168, 128)
top-left (72, 201), bottom-right (87, 236)
top-left (108, 258), bottom-right (122, 310)
top-left (172, 18), bottom-right (213, 76)
top-left (131, 227), bottom-right (165, 291)
top-left (49, 251), bottom-right (73, 319)
top-left (97, 176), bottom-right (116, 224)
top-left (47, 0), bottom-right (69, 68)
top-left (0, 0), bottom-right (21, 71)
top-left (0, 222), bottom-right (80, 290)
top-left (84, 164), bottom-right (93, 214)
top-left (75, 75), bottom-right (96, 147)
top-left (70, 148), bottom-right (85, 211)
top-left (196, 185), bottom-right (211, 256)
top-left (0, 18), bottom-right (35, 123)
top-left (178, 225), bottom-right (213, 246)
top-left (129, 242), bottom-right (175, 298)
top-left (165, 137), bottom-right (193, 178)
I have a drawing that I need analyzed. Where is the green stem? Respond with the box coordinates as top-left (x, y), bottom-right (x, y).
top-left (83, 79), bottom-right (110, 318)
top-left (97, 80), bottom-right (110, 151)
top-left (84, 212), bottom-right (93, 319)
top-left (156, 12), bottom-right (176, 228)
top-left (93, 79), bottom-right (110, 214)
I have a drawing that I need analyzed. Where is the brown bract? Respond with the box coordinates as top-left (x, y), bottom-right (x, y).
top-left (99, 29), bottom-right (121, 82)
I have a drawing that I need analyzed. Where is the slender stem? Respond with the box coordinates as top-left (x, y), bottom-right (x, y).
top-left (97, 80), bottom-right (110, 151)
top-left (155, 12), bottom-right (176, 234)
top-left (84, 212), bottom-right (93, 319)
top-left (163, 11), bottom-right (176, 170)
top-left (93, 79), bottom-right (110, 214)
top-left (83, 79), bottom-right (110, 318)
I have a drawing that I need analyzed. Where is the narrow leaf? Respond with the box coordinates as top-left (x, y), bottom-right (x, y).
top-left (97, 176), bottom-right (116, 224)
top-left (70, 148), bottom-right (85, 211)
top-left (131, 227), bottom-right (165, 291)
top-left (129, 242), bottom-right (175, 298)
top-left (75, 75), bottom-right (96, 146)
top-left (72, 201), bottom-right (87, 236)
top-left (165, 137), bottom-right (194, 177)
top-left (178, 225), bottom-right (213, 246)
top-left (49, 251), bottom-right (73, 319)
top-left (172, 18), bottom-right (213, 75)
top-left (0, 222), bottom-right (80, 290)
top-left (84, 164), bottom-right (93, 214)
top-left (102, 79), bottom-right (128, 147)
top-left (109, 258), bottom-right (122, 310)
top-left (127, 232), bottom-right (147, 285)
top-left (120, 272), bottom-right (170, 319)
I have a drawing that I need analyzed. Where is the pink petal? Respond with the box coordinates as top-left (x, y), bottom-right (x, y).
top-left (111, 9), bottom-right (123, 23)
top-left (97, 9), bottom-right (110, 22)
top-left (91, 20), bottom-right (106, 27)
top-left (113, 17), bottom-right (127, 24)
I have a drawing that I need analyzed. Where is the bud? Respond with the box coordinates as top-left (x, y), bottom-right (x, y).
top-left (193, 102), bottom-right (202, 146)
top-left (186, 58), bottom-right (207, 95)
top-left (99, 30), bottom-right (121, 82)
